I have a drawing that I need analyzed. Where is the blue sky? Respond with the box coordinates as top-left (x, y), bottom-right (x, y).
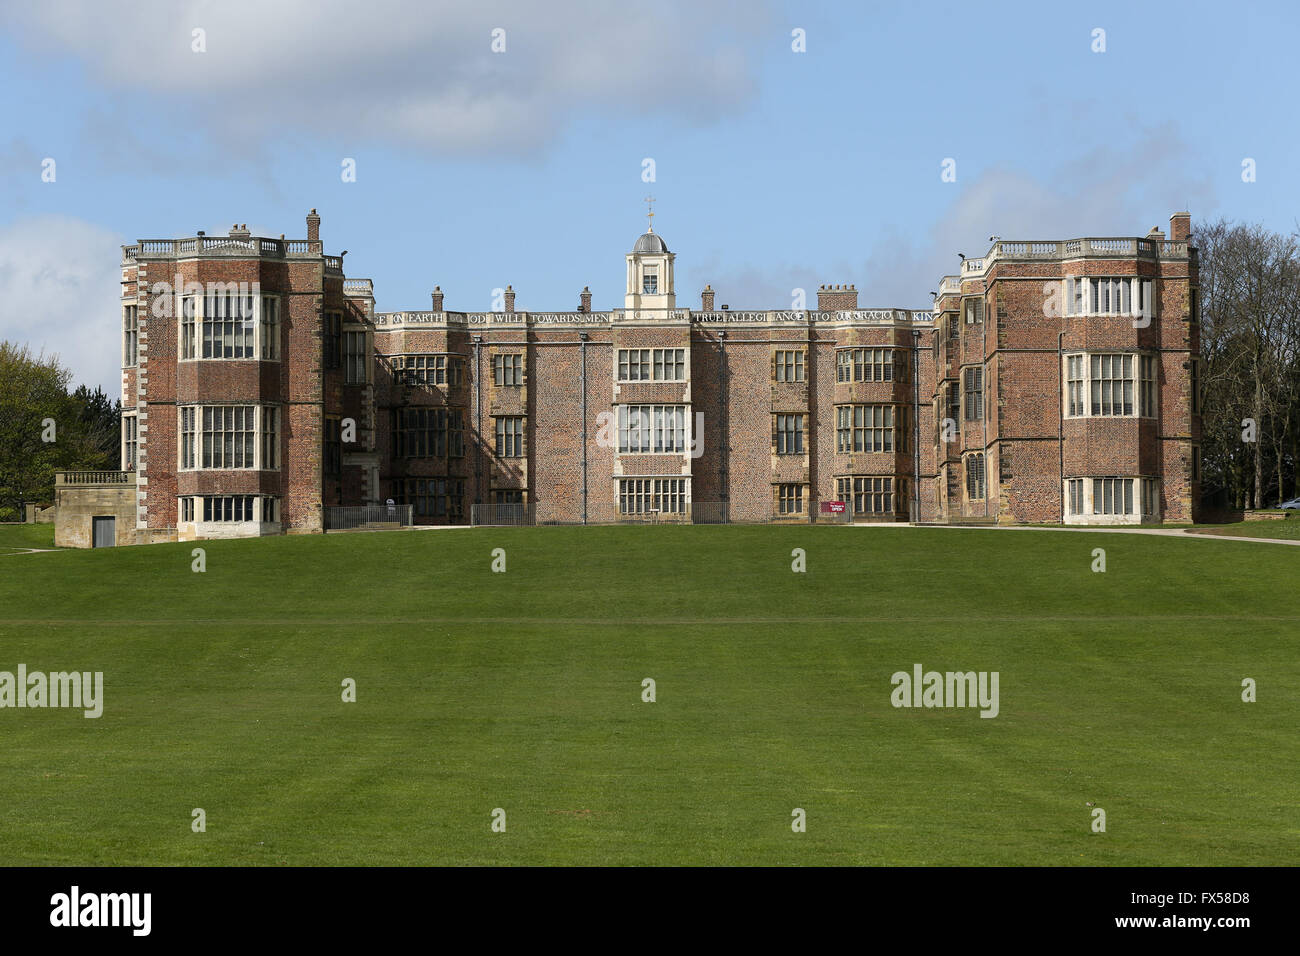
top-left (1, 0), bottom-right (1295, 394)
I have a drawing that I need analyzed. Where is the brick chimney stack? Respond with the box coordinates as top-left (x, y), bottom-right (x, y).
top-left (504, 285), bottom-right (515, 313)
top-left (306, 208), bottom-right (321, 241)
top-left (579, 286), bottom-right (592, 313)
top-left (230, 223), bottom-right (250, 238)
top-left (817, 283), bottom-right (858, 311)
top-left (1170, 211), bottom-right (1191, 242)
top-left (432, 286), bottom-right (444, 311)
top-left (701, 284), bottom-right (715, 311)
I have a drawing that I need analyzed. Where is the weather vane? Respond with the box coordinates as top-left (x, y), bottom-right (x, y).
top-left (644, 195), bottom-right (655, 233)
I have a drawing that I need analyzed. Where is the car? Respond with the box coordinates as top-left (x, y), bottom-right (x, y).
top-left (1278, 497), bottom-right (1300, 510)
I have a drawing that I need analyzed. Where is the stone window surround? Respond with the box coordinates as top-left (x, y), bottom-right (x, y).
top-left (178, 494), bottom-right (280, 527)
top-left (964, 451), bottom-right (986, 501)
top-left (1062, 351), bottom-right (1158, 419)
top-left (176, 403), bottom-right (280, 472)
top-left (122, 303), bottom-right (138, 368)
top-left (617, 404), bottom-right (689, 455)
top-left (121, 411), bottom-right (138, 471)
top-left (776, 482), bottom-right (806, 515)
top-left (1063, 276), bottom-right (1154, 319)
top-left (616, 476), bottom-right (689, 514)
top-left (616, 347), bottom-right (688, 383)
top-left (1063, 477), bottom-right (1160, 525)
top-left (773, 349), bottom-right (806, 383)
top-left (177, 291), bottom-right (283, 363)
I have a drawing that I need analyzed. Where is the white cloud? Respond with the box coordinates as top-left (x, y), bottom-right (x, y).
top-left (700, 124), bottom-right (1219, 311)
top-left (4, 0), bottom-right (769, 156)
top-left (862, 124), bottom-right (1219, 307)
top-left (0, 216), bottom-right (125, 395)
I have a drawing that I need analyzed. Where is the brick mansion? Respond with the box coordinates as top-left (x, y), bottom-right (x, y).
top-left (55, 209), bottom-right (1203, 545)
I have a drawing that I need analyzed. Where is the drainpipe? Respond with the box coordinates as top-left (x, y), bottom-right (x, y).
top-left (579, 330), bottom-right (589, 524)
top-left (473, 334), bottom-right (482, 509)
top-left (719, 328), bottom-right (729, 520)
top-left (1058, 329), bottom-right (1065, 524)
top-left (805, 318), bottom-right (816, 517)
top-left (912, 328), bottom-right (921, 523)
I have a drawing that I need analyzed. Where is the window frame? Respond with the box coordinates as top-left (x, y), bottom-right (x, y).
top-left (343, 330), bottom-right (367, 384)
top-left (179, 406), bottom-right (196, 470)
top-left (1063, 352), bottom-right (1155, 419)
top-left (198, 405), bottom-right (257, 470)
top-left (260, 295), bottom-right (280, 360)
top-left (834, 347), bottom-right (900, 383)
top-left (199, 494), bottom-right (257, 523)
top-left (201, 287), bottom-right (257, 360)
top-left (965, 452), bottom-right (986, 501)
top-left (324, 416), bottom-right (342, 476)
top-left (777, 483), bottom-right (806, 515)
top-left (1190, 357), bottom-right (1201, 415)
top-left (1092, 477), bottom-right (1135, 516)
top-left (397, 477), bottom-right (465, 520)
top-left (775, 413), bottom-right (805, 455)
top-left (617, 348), bottom-right (685, 383)
top-left (1141, 477), bottom-right (1159, 518)
top-left (179, 293), bottom-right (198, 360)
top-left (395, 353), bottom-right (464, 387)
top-left (494, 415), bottom-right (525, 458)
top-left (618, 405), bottom-right (687, 454)
top-left (122, 413), bottom-right (138, 471)
top-left (392, 407), bottom-right (465, 459)
top-left (324, 311), bottom-right (343, 369)
top-left (261, 406), bottom-right (279, 471)
top-left (1063, 277), bottom-right (1154, 319)
top-left (835, 476), bottom-right (899, 516)
top-left (962, 367), bottom-right (983, 421)
top-left (1066, 477), bottom-right (1084, 516)
top-left (618, 477), bottom-right (688, 515)
top-left (122, 304), bottom-right (138, 367)
top-left (773, 350), bottom-right (806, 383)
top-left (178, 405), bottom-right (275, 471)
top-left (493, 353), bottom-right (524, 387)
top-left (835, 404), bottom-right (896, 454)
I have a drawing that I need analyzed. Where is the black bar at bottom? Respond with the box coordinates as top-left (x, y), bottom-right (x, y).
top-left (0, 865), bottom-right (1285, 943)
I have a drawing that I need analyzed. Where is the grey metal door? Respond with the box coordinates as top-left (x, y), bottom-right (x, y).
top-left (92, 516), bottom-right (115, 548)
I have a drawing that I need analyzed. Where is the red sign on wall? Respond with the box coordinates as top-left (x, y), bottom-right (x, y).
top-left (821, 501), bottom-right (846, 513)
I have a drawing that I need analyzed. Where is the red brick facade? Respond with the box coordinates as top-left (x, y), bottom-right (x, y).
top-left (118, 211), bottom-right (1201, 537)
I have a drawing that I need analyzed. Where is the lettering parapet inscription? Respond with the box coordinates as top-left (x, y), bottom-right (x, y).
top-left (372, 309), bottom-right (935, 328)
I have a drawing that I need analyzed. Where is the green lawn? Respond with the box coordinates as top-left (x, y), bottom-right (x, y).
top-left (0, 523), bottom-right (1296, 865)
top-left (1192, 518), bottom-right (1300, 540)
top-left (0, 522), bottom-right (57, 554)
